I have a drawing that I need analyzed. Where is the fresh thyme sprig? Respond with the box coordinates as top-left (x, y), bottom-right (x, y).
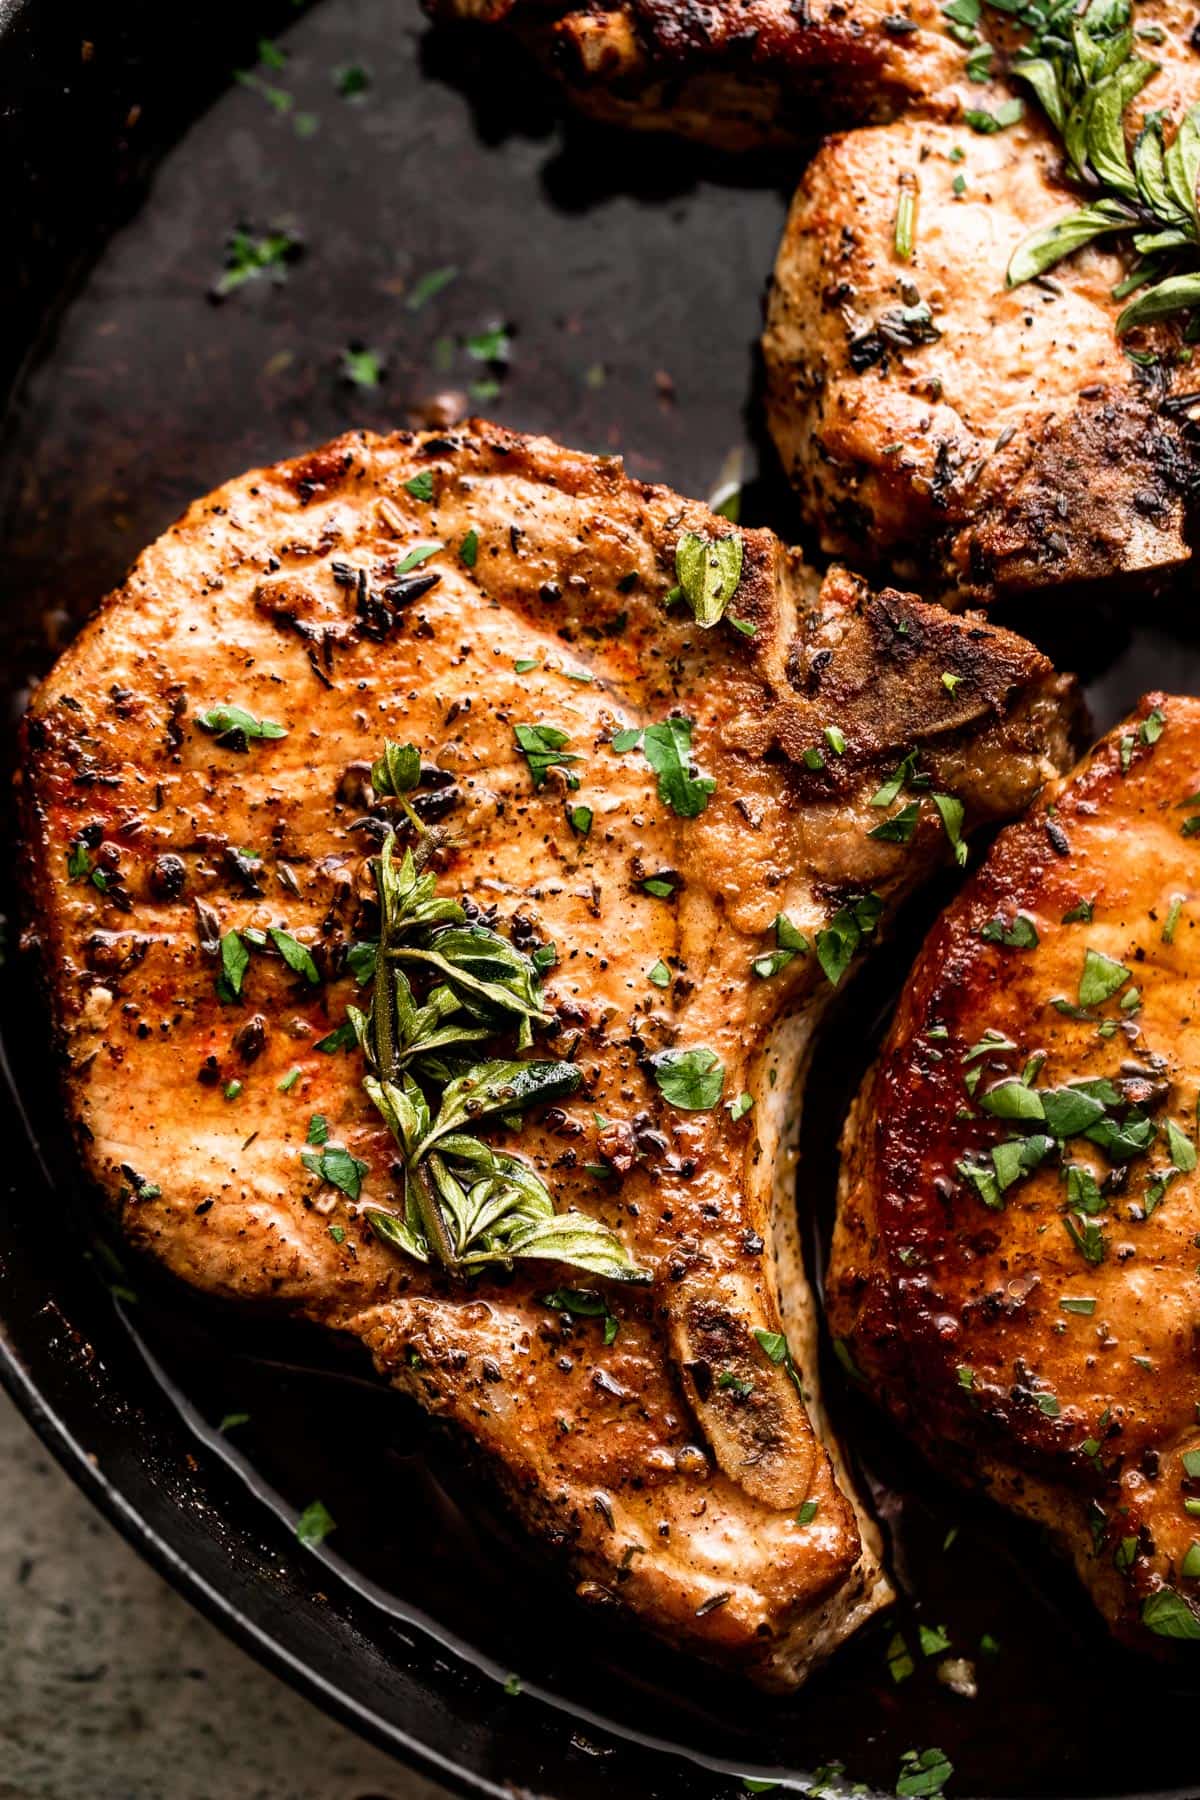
top-left (350, 744), bottom-right (648, 1284)
top-left (998, 0), bottom-right (1200, 333)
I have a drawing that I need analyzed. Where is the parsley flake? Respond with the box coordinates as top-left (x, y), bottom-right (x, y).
top-left (1078, 948), bottom-right (1130, 1008)
top-left (295, 1499), bottom-right (336, 1547)
top-left (650, 1047), bottom-right (725, 1111)
top-left (302, 1145), bottom-right (368, 1200)
top-left (342, 345), bottom-right (384, 389)
top-left (394, 542), bottom-right (441, 574)
top-left (641, 716), bottom-right (716, 818)
top-left (514, 722), bottom-right (582, 791)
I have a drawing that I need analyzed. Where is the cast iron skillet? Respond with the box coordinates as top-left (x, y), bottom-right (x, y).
top-left (3, 3), bottom-right (1200, 1796)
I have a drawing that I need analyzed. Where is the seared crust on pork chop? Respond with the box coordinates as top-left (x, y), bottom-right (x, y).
top-left (831, 694), bottom-right (1200, 1648)
top-left (423, 0), bottom-right (966, 152)
top-left (22, 424), bottom-right (1076, 1686)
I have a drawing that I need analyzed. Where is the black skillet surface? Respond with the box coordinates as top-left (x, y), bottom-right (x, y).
top-left (3, 2), bottom-right (1200, 1796)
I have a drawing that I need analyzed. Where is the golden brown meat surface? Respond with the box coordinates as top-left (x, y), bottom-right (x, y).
top-left (423, 0), bottom-right (967, 151)
top-left (831, 694), bottom-right (1200, 1649)
top-left (428, 0), bottom-right (1200, 604)
top-left (763, 4), bottom-right (1200, 603)
top-left (21, 424), bottom-right (1076, 1687)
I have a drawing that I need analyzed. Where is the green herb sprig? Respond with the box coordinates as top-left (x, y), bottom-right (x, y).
top-left (998, 0), bottom-right (1200, 333)
top-left (350, 745), bottom-right (647, 1284)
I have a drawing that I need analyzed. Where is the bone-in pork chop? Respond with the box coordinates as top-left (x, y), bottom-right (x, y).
top-left (21, 424), bottom-right (1076, 1687)
top-left (763, 1), bottom-right (1200, 602)
top-left (430, 0), bottom-right (1200, 605)
top-left (423, 0), bottom-right (967, 152)
top-left (831, 694), bottom-right (1200, 1648)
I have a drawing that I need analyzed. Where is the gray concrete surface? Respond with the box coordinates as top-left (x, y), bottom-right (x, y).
top-left (0, 1386), bottom-right (453, 1800)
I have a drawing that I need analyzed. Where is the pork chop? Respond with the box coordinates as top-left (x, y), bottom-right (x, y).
top-left (423, 0), bottom-right (967, 152)
top-left (763, 2), bottom-right (1200, 603)
top-left (21, 423), bottom-right (1077, 1688)
top-left (429, 0), bottom-right (1200, 604)
top-left (831, 693), bottom-right (1200, 1649)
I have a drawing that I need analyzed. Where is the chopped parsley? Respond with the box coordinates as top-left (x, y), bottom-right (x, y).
top-left (933, 792), bottom-right (967, 866)
top-left (270, 927), bottom-right (321, 985)
top-left (640, 716), bottom-right (715, 818)
top-left (1061, 899), bottom-right (1094, 924)
top-left (752, 913), bottom-right (809, 979)
top-left (406, 265), bottom-right (458, 312)
top-left (301, 1144), bottom-right (368, 1200)
top-left (342, 345), bottom-right (384, 389)
top-left (816, 893), bottom-right (884, 987)
top-left (868, 800), bottom-right (921, 845)
top-left (1142, 1588), bottom-right (1200, 1639)
top-left (541, 1287), bottom-right (620, 1346)
top-left (1078, 949), bottom-right (1130, 1008)
top-left (295, 1500), bottom-right (336, 1547)
top-left (218, 930), bottom-right (249, 1002)
top-left (514, 722), bottom-right (582, 791)
top-left (394, 542), bottom-right (441, 574)
top-left (980, 913), bottom-right (1038, 949)
top-left (213, 227), bottom-right (299, 298)
top-left (334, 62), bottom-right (369, 97)
top-left (650, 1047), bottom-right (725, 1110)
top-left (887, 1632), bottom-right (915, 1684)
top-left (896, 1747), bottom-right (953, 1797)
top-left (465, 324), bottom-right (511, 364)
top-left (871, 750), bottom-right (922, 808)
top-left (964, 98), bottom-right (1023, 132)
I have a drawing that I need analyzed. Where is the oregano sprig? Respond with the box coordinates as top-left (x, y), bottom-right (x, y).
top-left (997, 0), bottom-right (1200, 334)
top-left (348, 745), bottom-right (647, 1284)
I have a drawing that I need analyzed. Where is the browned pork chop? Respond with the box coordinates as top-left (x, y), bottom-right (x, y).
top-left (21, 424), bottom-right (1076, 1687)
top-left (763, 3), bottom-right (1200, 603)
top-left (424, 0), bottom-right (967, 152)
top-left (429, 0), bottom-right (1200, 604)
top-left (831, 695), bottom-right (1200, 1648)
